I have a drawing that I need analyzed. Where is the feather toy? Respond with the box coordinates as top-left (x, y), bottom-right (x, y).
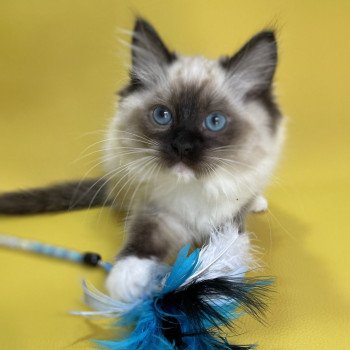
top-left (0, 225), bottom-right (271, 349)
top-left (73, 224), bottom-right (272, 350)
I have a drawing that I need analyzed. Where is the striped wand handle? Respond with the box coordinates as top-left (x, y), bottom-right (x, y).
top-left (0, 233), bottom-right (112, 272)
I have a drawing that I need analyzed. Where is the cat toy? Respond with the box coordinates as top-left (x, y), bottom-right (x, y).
top-left (0, 225), bottom-right (271, 350)
top-left (0, 233), bottom-right (113, 271)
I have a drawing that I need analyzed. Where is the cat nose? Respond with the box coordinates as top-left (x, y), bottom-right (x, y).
top-left (171, 139), bottom-right (193, 158)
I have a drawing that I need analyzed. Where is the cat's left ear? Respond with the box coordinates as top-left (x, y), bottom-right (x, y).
top-left (128, 17), bottom-right (176, 88)
top-left (221, 31), bottom-right (278, 99)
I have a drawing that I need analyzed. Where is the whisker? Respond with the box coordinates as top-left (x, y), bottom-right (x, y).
top-left (210, 145), bottom-right (253, 153)
top-left (120, 164), bottom-right (159, 233)
top-left (106, 156), bottom-right (156, 210)
top-left (122, 158), bottom-right (159, 211)
top-left (73, 147), bottom-right (158, 164)
top-left (266, 208), bottom-right (298, 242)
top-left (92, 156), bottom-right (157, 221)
top-left (75, 129), bottom-right (108, 139)
top-left (114, 129), bottom-right (159, 146)
top-left (70, 156), bottom-right (153, 209)
top-left (94, 158), bottom-right (156, 225)
top-left (107, 158), bottom-right (158, 228)
top-left (112, 157), bottom-right (158, 209)
top-left (205, 156), bottom-right (259, 172)
top-left (73, 134), bottom-right (158, 163)
top-left (212, 157), bottom-right (282, 188)
top-left (114, 137), bottom-right (158, 147)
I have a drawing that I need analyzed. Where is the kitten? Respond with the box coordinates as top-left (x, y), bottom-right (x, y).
top-left (0, 18), bottom-right (284, 302)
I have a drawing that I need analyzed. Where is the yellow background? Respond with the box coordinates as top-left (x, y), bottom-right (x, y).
top-left (0, 1), bottom-right (349, 349)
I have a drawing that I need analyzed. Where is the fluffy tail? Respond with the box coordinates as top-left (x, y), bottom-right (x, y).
top-left (0, 178), bottom-right (110, 215)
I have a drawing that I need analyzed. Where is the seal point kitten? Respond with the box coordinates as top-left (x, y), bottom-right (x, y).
top-left (103, 18), bottom-right (284, 301)
top-left (0, 18), bottom-right (285, 302)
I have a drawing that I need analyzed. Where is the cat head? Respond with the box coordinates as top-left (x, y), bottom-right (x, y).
top-left (105, 18), bottom-right (283, 184)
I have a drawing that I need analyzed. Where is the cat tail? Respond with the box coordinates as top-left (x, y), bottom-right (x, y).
top-left (0, 178), bottom-right (111, 214)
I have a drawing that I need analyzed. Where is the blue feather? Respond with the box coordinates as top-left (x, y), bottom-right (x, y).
top-left (162, 244), bottom-right (200, 294)
top-left (86, 241), bottom-right (271, 350)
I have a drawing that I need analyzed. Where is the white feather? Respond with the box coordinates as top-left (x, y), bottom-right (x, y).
top-left (70, 280), bottom-right (138, 318)
top-left (182, 223), bottom-right (257, 286)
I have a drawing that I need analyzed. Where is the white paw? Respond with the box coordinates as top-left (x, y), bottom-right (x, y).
top-left (105, 256), bottom-right (165, 302)
top-left (250, 195), bottom-right (268, 213)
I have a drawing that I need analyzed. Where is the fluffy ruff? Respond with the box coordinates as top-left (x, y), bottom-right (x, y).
top-left (74, 224), bottom-right (271, 349)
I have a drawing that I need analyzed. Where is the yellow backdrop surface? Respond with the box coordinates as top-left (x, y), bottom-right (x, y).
top-left (0, 1), bottom-right (349, 349)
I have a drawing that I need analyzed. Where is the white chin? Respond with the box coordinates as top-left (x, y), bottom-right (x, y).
top-left (171, 163), bottom-right (196, 182)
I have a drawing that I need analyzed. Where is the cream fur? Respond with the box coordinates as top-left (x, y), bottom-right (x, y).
top-left (103, 54), bottom-right (284, 300)
top-left (106, 256), bottom-right (165, 302)
top-left (104, 54), bottom-right (284, 236)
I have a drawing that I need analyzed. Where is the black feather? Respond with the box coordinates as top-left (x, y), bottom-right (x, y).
top-left (158, 276), bottom-right (272, 349)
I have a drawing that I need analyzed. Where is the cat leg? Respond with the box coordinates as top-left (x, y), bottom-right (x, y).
top-left (106, 206), bottom-right (188, 302)
top-left (249, 195), bottom-right (268, 213)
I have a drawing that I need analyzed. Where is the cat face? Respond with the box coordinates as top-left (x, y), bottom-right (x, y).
top-left (106, 18), bottom-right (282, 183)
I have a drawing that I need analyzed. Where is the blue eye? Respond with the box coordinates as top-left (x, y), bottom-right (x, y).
top-left (204, 113), bottom-right (227, 132)
top-left (152, 106), bottom-right (173, 125)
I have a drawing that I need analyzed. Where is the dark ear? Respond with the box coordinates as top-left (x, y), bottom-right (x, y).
top-left (132, 18), bottom-right (176, 68)
top-left (127, 18), bottom-right (176, 91)
top-left (221, 31), bottom-right (277, 99)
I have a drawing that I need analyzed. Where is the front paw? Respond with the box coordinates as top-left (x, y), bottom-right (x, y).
top-left (105, 256), bottom-right (165, 302)
top-left (250, 195), bottom-right (268, 213)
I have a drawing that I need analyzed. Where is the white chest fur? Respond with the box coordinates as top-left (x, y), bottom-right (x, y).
top-left (146, 168), bottom-right (261, 239)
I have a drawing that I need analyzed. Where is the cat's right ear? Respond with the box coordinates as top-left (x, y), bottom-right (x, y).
top-left (121, 18), bottom-right (176, 96)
